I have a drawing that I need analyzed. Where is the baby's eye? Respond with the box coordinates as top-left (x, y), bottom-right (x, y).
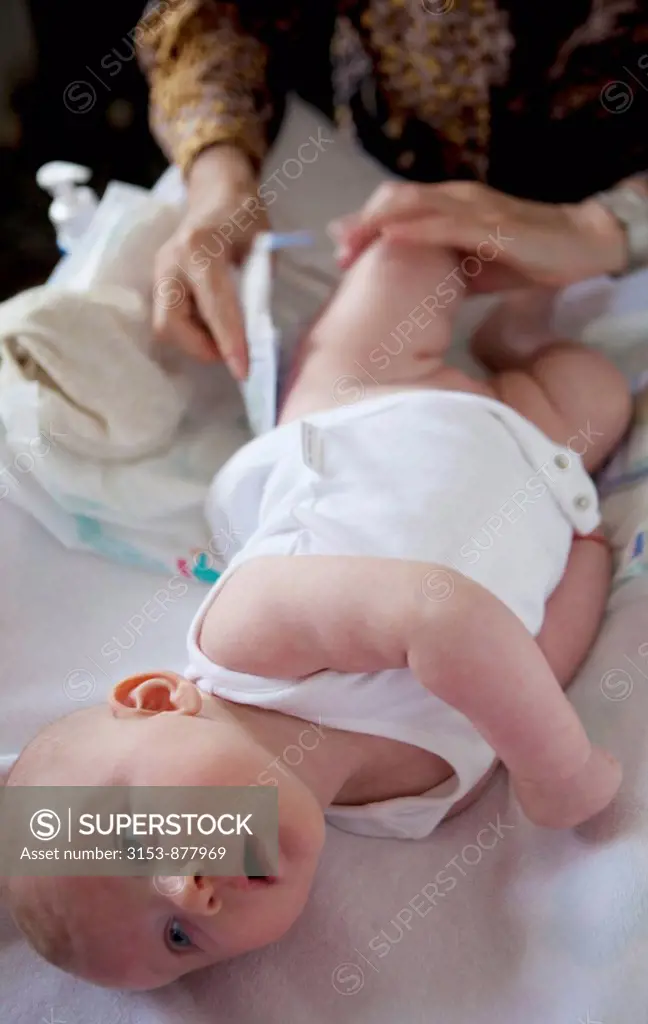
top-left (166, 920), bottom-right (194, 951)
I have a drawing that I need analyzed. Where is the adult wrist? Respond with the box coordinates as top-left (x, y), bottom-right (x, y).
top-left (574, 195), bottom-right (628, 278)
top-left (587, 182), bottom-right (648, 276)
top-left (617, 173), bottom-right (648, 199)
top-left (186, 143), bottom-right (257, 200)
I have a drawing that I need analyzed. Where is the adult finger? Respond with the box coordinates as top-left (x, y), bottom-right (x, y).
top-left (374, 215), bottom-right (527, 291)
top-left (334, 187), bottom-right (466, 267)
top-left (192, 259), bottom-right (249, 381)
top-left (152, 280), bottom-right (220, 362)
top-left (383, 215), bottom-right (576, 288)
top-left (329, 182), bottom-right (420, 239)
top-left (382, 213), bottom-right (516, 263)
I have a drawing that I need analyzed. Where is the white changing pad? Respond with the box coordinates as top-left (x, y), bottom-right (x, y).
top-left (2, 500), bottom-right (648, 1023)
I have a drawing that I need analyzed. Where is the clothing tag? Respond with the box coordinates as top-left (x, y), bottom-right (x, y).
top-left (301, 421), bottom-right (324, 473)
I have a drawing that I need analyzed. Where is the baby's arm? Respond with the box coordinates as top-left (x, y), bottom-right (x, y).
top-left (200, 554), bottom-right (621, 828)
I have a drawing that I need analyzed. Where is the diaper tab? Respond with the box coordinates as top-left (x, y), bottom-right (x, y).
top-left (264, 231), bottom-right (317, 251)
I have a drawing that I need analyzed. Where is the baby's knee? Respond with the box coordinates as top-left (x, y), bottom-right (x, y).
top-left (566, 346), bottom-right (632, 456)
top-left (532, 342), bottom-right (632, 465)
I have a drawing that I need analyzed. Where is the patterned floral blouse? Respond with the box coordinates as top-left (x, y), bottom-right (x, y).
top-left (137, 1), bottom-right (648, 203)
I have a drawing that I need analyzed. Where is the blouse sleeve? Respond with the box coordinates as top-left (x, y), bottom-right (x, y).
top-left (136, 1), bottom-right (297, 176)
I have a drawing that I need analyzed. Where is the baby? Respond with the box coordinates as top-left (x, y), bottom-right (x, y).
top-left (5, 238), bottom-right (632, 990)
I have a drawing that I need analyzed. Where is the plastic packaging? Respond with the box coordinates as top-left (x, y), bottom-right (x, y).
top-left (36, 161), bottom-right (100, 254)
top-left (46, 179), bottom-right (179, 293)
top-left (0, 176), bottom-right (242, 579)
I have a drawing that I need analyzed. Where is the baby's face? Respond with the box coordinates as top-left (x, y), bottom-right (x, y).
top-left (15, 858), bottom-right (313, 989)
top-left (7, 675), bottom-right (326, 988)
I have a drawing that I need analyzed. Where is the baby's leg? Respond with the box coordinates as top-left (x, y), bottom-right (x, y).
top-left (405, 568), bottom-right (622, 829)
top-left (481, 338), bottom-right (632, 474)
top-left (450, 536), bottom-right (609, 822)
top-left (279, 240), bottom-right (465, 422)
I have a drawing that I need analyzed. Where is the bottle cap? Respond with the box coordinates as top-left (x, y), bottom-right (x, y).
top-left (36, 161), bottom-right (99, 252)
top-left (36, 161), bottom-right (92, 194)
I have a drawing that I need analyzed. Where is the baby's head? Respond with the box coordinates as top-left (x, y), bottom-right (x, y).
top-left (4, 672), bottom-right (325, 989)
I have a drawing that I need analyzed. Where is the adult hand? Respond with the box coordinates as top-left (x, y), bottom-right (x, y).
top-left (152, 145), bottom-right (270, 379)
top-left (328, 181), bottom-right (628, 291)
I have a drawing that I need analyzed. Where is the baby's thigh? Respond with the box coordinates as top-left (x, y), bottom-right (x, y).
top-left (279, 239), bottom-right (462, 422)
top-left (493, 342), bottom-right (632, 473)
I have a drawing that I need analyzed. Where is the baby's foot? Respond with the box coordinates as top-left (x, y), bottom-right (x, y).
top-left (512, 747), bottom-right (622, 829)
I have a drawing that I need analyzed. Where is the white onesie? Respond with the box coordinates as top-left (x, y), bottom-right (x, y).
top-left (186, 390), bottom-right (601, 840)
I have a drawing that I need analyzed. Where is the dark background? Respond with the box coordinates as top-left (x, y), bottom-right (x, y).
top-left (0, 0), bottom-right (167, 301)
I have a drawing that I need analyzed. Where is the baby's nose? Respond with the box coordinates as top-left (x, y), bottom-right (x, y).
top-left (156, 874), bottom-right (224, 916)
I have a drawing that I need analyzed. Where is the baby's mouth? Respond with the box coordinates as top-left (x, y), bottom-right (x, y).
top-left (242, 836), bottom-right (277, 887)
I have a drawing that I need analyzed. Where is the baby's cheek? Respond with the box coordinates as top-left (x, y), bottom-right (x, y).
top-left (223, 902), bottom-right (302, 958)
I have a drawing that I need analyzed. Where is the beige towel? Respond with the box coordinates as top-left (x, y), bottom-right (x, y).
top-left (0, 284), bottom-right (186, 461)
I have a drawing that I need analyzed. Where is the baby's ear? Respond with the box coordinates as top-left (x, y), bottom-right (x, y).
top-left (109, 672), bottom-right (203, 719)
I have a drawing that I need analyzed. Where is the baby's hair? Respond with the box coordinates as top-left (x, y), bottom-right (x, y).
top-left (7, 881), bottom-right (76, 973)
top-left (4, 709), bottom-right (101, 974)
